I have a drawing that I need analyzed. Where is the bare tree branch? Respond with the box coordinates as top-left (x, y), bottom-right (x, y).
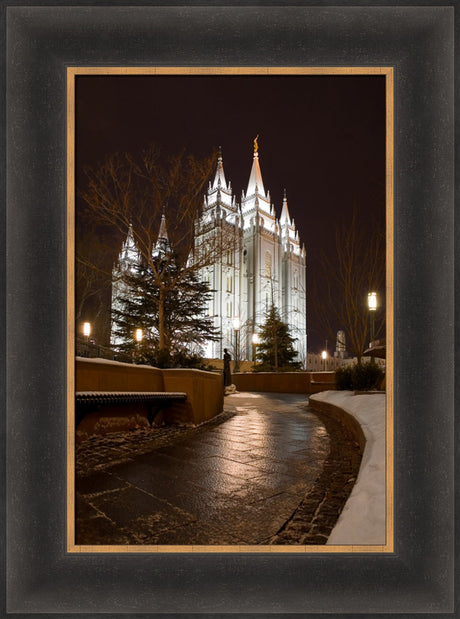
top-left (310, 206), bottom-right (385, 362)
top-left (77, 143), bottom-right (236, 352)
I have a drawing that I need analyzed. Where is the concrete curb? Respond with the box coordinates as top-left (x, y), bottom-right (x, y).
top-left (309, 390), bottom-right (387, 546)
top-left (309, 396), bottom-right (366, 452)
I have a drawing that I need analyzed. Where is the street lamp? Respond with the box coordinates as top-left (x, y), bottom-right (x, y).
top-left (134, 328), bottom-right (143, 364)
top-left (251, 332), bottom-right (260, 363)
top-left (368, 292), bottom-right (377, 346)
top-left (321, 350), bottom-right (328, 371)
top-left (232, 316), bottom-right (241, 373)
top-left (82, 322), bottom-right (91, 356)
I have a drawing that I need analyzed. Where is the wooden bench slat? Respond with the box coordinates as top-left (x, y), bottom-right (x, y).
top-left (75, 391), bottom-right (187, 427)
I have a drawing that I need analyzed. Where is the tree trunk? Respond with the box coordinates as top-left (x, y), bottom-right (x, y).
top-left (158, 287), bottom-right (167, 353)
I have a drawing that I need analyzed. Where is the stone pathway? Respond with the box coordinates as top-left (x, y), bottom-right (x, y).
top-left (76, 392), bottom-right (361, 546)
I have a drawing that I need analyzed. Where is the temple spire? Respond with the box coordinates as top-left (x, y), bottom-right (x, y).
top-left (280, 189), bottom-right (291, 225)
top-left (153, 208), bottom-right (171, 257)
top-left (212, 146), bottom-right (227, 189)
top-left (157, 208), bottom-right (169, 243)
top-left (246, 136), bottom-right (265, 197)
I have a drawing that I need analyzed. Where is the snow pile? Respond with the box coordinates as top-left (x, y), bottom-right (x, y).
top-left (310, 390), bottom-right (387, 546)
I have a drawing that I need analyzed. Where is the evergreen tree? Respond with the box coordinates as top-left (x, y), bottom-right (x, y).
top-left (112, 256), bottom-right (219, 367)
top-left (254, 304), bottom-right (301, 372)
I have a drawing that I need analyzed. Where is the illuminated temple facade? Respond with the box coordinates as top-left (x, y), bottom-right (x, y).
top-left (194, 143), bottom-right (307, 364)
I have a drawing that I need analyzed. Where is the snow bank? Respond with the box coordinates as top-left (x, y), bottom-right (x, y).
top-left (310, 390), bottom-right (387, 546)
top-left (75, 356), bottom-right (152, 367)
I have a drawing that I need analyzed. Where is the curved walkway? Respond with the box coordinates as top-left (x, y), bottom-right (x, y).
top-left (76, 393), bottom-right (360, 547)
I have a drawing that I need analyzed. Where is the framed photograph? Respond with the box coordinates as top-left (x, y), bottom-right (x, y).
top-left (68, 66), bottom-right (392, 554)
top-left (4, 3), bottom-right (455, 614)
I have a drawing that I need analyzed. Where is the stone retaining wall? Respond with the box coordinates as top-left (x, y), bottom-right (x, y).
top-left (308, 394), bottom-right (366, 451)
top-left (75, 358), bottom-right (224, 435)
top-left (232, 371), bottom-right (336, 394)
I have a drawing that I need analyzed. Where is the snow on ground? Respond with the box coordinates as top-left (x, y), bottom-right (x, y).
top-left (310, 390), bottom-right (387, 546)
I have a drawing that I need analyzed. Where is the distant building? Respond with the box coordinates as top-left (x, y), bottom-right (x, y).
top-left (334, 329), bottom-right (347, 358)
top-left (307, 351), bottom-right (385, 371)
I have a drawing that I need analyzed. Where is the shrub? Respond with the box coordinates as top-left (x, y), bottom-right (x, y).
top-left (351, 361), bottom-right (384, 391)
top-left (335, 366), bottom-right (354, 390)
top-left (335, 362), bottom-right (384, 391)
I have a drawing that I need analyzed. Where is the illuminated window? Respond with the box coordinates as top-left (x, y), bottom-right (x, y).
top-left (226, 276), bottom-right (232, 293)
top-left (226, 301), bottom-right (233, 318)
top-left (265, 251), bottom-right (272, 278)
top-left (294, 271), bottom-right (299, 289)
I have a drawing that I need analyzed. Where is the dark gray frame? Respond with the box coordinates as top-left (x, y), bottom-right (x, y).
top-left (4, 3), bottom-right (455, 615)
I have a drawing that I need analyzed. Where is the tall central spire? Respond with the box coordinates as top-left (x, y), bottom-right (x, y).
top-left (246, 136), bottom-right (265, 197)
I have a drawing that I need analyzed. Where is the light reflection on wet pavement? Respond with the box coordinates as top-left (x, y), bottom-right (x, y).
top-left (76, 393), bottom-right (331, 545)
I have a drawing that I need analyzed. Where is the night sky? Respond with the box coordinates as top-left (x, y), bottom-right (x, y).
top-left (76, 74), bottom-right (386, 352)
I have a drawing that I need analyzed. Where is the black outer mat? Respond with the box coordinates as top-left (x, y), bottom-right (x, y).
top-left (3, 3), bottom-right (455, 615)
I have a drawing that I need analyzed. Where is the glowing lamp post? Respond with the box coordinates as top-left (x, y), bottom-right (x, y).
top-left (232, 317), bottom-right (241, 373)
top-left (251, 332), bottom-right (260, 363)
top-left (82, 322), bottom-right (91, 356)
top-left (368, 292), bottom-right (377, 346)
top-left (134, 328), bottom-right (143, 364)
top-left (321, 350), bottom-right (328, 371)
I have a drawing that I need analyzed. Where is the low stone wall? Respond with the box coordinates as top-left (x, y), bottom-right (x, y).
top-left (232, 371), bottom-right (336, 394)
top-left (162, 368), bottom-right (224, 425)
top-left (308, 392), bottom-right (366, 451)
top-left (76, 358), bottom-right (165, 392)
top-left (75, 358), bottom-right (224, 436)
top-left (206, 358), bottom-right (255, 373)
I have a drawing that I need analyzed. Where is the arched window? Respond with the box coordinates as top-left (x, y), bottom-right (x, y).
top-left (226, 301), bottom-right (233, 318)
top-left (265, 251), bottom-right (272, 278)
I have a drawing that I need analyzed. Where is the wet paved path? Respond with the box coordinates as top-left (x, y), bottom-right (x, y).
top-left (76, 393), bottom-right (359, 546)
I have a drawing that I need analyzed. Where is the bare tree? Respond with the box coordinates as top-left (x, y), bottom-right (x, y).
top-left (311, 207), bottom-right (385, 363)
top-left (78, 144), bottom-right (234, 355)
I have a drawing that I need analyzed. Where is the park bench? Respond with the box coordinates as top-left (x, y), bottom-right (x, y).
top-left (75, 391), bottom-right (187, 427)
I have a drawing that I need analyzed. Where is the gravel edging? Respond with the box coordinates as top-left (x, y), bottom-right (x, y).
top-left (269, 407), bottom-right (363, 545)
top-left (76, 408), bottom-right (236, 477)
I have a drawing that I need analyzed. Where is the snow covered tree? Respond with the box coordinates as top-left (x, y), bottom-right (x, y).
top-left (112, 255), bottom-right (219, 368)
top-left (254, 305), bottom-right (301, 372)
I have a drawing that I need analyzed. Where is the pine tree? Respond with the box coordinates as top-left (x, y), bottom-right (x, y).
top-left (112, 256), bottom-right (219, 368)
top-left (254, 304), bottom-right (301, 372)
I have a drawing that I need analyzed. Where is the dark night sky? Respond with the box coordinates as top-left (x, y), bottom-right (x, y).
top-left (76, 74), bottom-right (386, 352)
